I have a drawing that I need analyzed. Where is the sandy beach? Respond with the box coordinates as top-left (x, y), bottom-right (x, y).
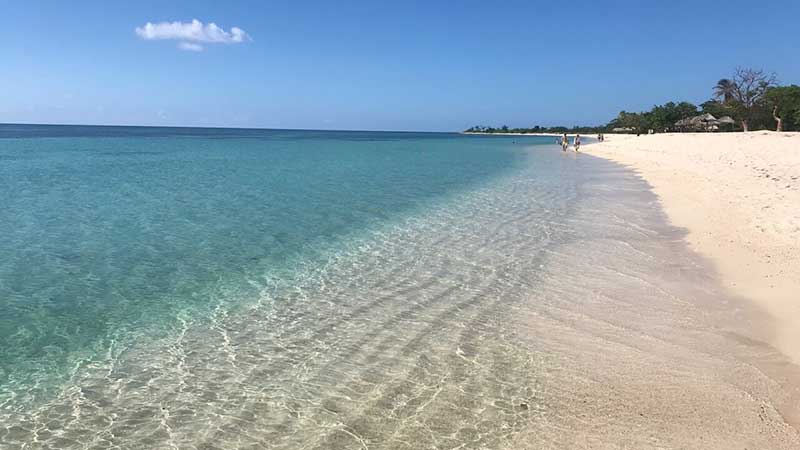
top-left (585, 132), bottom-right (800, 364)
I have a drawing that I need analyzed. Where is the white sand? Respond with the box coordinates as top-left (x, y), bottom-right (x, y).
top-left (585, 131), bottom-right (800, 364)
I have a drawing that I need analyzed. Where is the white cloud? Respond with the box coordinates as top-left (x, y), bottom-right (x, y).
top-left (178, 42), bottom-right (204, 52)
top-left (135, 19), bottom-right (250, 51)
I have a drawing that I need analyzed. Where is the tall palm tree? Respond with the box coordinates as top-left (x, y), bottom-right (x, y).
top-left (713, 78), bottom-right (736, 104)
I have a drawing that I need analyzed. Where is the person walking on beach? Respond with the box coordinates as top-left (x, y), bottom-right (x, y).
top-left (561, 133), bottom-right (569, 152)
top-left (574, 134), bottom-right (581, 152)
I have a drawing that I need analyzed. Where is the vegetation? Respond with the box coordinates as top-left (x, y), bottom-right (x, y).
top-left (607, 102), bottom-right (699, 133)
top-left (711, 68), bottom-right (777, 131)
top-left (467, 67), bottom-right (799, 134)
top-left (465, 125), bottom-right (605, 134)
top-left (765, 85), bottom-right (800, 131)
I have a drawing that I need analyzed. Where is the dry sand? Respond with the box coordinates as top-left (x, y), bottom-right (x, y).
top-left (585, 131), bottom-right (800, 364)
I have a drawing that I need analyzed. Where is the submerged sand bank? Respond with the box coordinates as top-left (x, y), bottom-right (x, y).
top-left (585, 132), bottom-right (800, 364)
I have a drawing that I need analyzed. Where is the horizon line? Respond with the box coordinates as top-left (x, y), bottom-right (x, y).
top-left (0, 121), bottom-right (465, 135)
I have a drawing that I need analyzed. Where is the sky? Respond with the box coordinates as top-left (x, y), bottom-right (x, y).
top-left (1, 0), bottom-right (799, 132)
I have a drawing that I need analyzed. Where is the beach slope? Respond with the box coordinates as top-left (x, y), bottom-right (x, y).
top-left (587, 132), bottom-right (800, 363)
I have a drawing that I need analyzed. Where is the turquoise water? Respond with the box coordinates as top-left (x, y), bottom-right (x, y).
top-left (1, 126), bottom-right (534, 398)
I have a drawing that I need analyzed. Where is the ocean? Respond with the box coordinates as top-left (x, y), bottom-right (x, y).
top-left (1, 125), bottom-right (796, 449)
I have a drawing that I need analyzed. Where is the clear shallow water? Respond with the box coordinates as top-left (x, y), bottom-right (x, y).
top-left (0, 126), bottom-right (529, 395)
top-left (1, 125), bottom-right (798, 449)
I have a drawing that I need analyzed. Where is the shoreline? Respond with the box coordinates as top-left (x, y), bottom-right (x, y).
top-left (584, 132), bottom-right (800, 365)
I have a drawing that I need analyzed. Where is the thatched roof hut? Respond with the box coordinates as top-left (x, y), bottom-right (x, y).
top-left (717, 116), bottom-right (736, 124)
top-left (675, 113), bottom-right (720, 131)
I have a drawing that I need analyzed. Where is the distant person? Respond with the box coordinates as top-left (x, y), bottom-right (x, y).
top-left (561, 133), bottom-right (569, 152)
top-left (574, 134), bottom-right (581, 152)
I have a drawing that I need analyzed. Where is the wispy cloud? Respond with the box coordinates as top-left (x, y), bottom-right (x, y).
top-left (135, 19), bottom-right (250, 51)
top-left (178, 42), bottom-right (204, 52)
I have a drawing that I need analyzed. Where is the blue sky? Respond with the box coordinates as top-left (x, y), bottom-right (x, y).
top-left (2, 0), bottom-right (799, 131)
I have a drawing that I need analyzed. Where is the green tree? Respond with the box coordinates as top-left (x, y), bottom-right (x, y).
top-left (673, 102), bottom-right (699, 121)
top-left (608, 110), bottom-right (647, 132)
top-left (765, 85), bottom-right (800, 131)
top-left (647, 102), bottom-right (698, 131)
top-left (700, 100), bottom-right (729, 117)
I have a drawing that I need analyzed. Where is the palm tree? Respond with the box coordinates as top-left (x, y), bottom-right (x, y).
top-left (713, 78), bottom-right (736, 103)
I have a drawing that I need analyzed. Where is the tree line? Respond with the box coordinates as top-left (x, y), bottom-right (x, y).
top-left (466, 68), bottom-right (800, 134)
top-left (464, 124), bottom-right (606, 134)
